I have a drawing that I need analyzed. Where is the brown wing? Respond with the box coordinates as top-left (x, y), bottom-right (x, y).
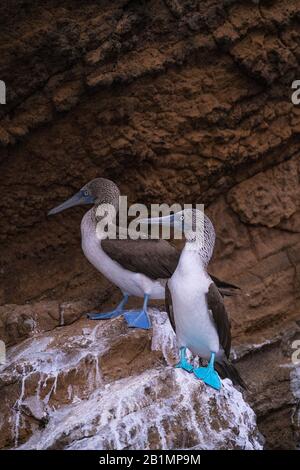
top-left (102, 238), bottom-right (180, 280)
top-left (209, 274), bottom-right (240, 297)
top-left (165, 281), bottom-right (176, 332)
top-left (206, 282), bottom-right (231, 358)
top-left (103, 235), bottom-right (239, 295)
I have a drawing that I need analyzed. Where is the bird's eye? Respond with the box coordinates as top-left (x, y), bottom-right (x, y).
top-left (84, 190), bottom-right (89, 197)
top-left (180, 215), bottom-right (185, 221)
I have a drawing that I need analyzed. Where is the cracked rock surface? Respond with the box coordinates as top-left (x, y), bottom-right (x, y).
top-left (0, 0), bottom-right (299, 449)
top-left (0, 310), bottom-right (262, 450)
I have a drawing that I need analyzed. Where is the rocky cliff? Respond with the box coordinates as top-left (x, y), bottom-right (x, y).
top-left (0, 0), bottom-right (300, 449)
top-left (0, 310), bottom-right (262, 450)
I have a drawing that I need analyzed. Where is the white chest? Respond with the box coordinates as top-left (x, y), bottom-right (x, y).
top-left (80, 211), bottom-right (164, 299)
top-left (169, 249), bottom-right (219, 358)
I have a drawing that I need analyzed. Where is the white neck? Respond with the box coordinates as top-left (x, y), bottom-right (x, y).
top-left (176, 243), bottom-right (207, 277)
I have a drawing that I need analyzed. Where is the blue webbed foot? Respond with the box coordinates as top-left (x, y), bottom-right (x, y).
top-left (193, 352), bottom-right (221, 390)
top-left (175, 359), bottom-right (193, 373)
top-left (193, 367), bottom-right (221, 390)
top-left (175, 347), bottom-right (193, 373)
top-left (87, 294), bottom-right (129, 321)
top-left (87, 309), bottom-right (123, 320)
top-left (123, 294), bottom-right (151, 330)
top-left (123, 310), bottom-right (151, 330)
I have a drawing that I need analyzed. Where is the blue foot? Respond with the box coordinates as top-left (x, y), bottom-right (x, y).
top-left (87, 294), bottom-right (129, 321)
top-left (193, 352), bottom-right (221, 390)
top-left (87, 309), bottom-right (123, 320)
top-left (175, 347), bottom-right (193, 373)
top-left (123, 294), bottom-right (151, 330)
top-left (124, 310), bottom-right (151, 329)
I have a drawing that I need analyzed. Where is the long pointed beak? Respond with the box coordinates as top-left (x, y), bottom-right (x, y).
top-left (139, 214), bottom-right (175, 227)
top-left (48, 191), bottom-right (94, 216)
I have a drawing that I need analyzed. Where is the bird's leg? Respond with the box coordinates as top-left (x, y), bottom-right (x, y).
top-left (175, 347), bottom-right (193, 372)
top-left (87, 293), bottom-right (129, 320)
top-left (193, 352), bottom-right (221, 390)
top-left (123, 294), bottom-right (151, 330)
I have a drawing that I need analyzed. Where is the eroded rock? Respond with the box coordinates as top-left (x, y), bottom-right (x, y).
top-left (0, 310), bottom-right (262, 450)
top-left (0, 0), bottom-right (299, 449)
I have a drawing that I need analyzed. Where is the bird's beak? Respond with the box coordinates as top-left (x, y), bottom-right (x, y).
top-left (139, 213), bottom-right (175, 228)
top-left (139, 213), bottom-right (184, 239)
top-left (48, 190), bottom-right (94, 216)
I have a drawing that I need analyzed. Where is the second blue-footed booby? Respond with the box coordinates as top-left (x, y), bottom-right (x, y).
top-left (48, 178), bottom-right (240, 331)
top-left (139, 209), bottom-right (245, 390)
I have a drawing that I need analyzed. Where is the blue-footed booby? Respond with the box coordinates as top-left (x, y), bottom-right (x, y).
top-left (139, 209), bottom-right (245, 390)
top-left (48, 178), bottom-right (240, 331)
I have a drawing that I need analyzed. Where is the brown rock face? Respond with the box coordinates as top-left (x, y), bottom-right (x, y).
top-left (0, 310), bottom-right (262, 450)
top-left (0, 0), bottom-right (299, 449)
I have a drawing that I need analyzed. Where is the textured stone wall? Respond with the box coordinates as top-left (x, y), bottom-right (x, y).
top-left (0, 0), bottom-right (300, 449)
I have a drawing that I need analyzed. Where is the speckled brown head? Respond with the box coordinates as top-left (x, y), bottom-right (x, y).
top-left (48, 178), bottom-right (120, 215)
top-left (139, 208), bottom-right (216, 266)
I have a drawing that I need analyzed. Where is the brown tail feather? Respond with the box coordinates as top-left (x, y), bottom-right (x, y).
top-left (215, 358), bottom-right (247, 389)
top-left (218, 287), bottom-right (240, 297)
top-left (210, 275), bottom-right (241, 293)
top-left (210, 275), bottom-right (241, 298)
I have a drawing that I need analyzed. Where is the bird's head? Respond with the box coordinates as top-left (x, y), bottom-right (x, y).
top-left (139, 208), bottom-right (200, 235)
top-left (48, 178), bottom-right (120, 216)
top-left (139, 208), bottom-right (216, 265)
